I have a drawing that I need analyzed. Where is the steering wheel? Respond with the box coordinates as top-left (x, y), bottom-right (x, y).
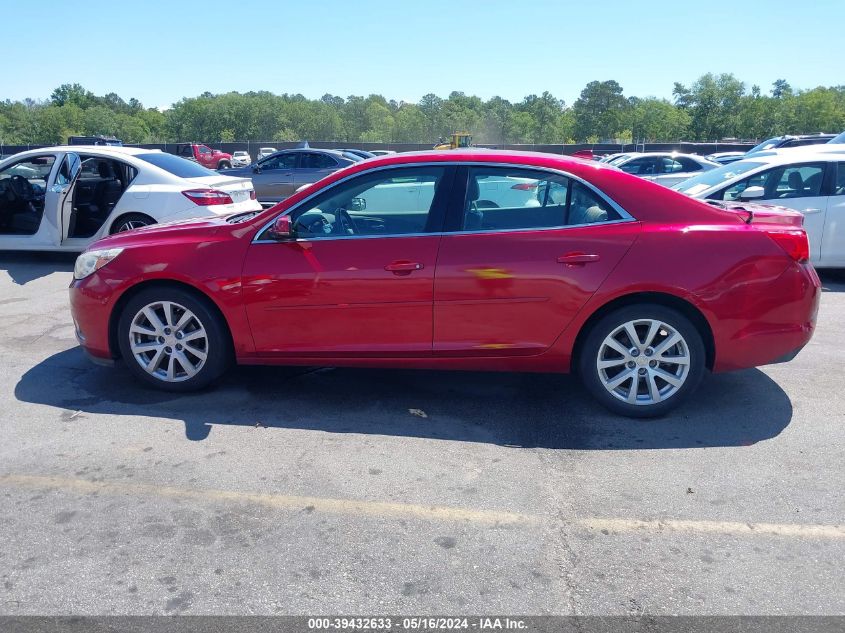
top-left (334, 206), bottom-right (356, 235)
top-left (295, 213), bottom-right (333, 236)
top-left (8, 175), bottom-right (36, 201)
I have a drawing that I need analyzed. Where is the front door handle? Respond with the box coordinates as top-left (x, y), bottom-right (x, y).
top-left (557, 253), bottom-right (600, 266)
top-left (385, 261), bottom-right (423, 275)
top-left (802, 208), bottom-right (823, 214)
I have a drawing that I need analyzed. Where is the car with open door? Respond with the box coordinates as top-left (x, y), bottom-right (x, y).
top-left (70, 150), bottom-right (819, 418)
top-left (674, 146), bottom-right (845, 268)
top-left (0, 146), bottom-right (260, 252)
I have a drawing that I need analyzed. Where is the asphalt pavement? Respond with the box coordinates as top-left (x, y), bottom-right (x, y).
top-left (0, 252), bottom-right (842, 615)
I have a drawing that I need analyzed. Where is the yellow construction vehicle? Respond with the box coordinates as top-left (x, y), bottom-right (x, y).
top-left (433, 132), bottom-right (473, 150)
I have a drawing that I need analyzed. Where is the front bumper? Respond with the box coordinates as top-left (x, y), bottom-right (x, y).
top-left (69, 274), bottom-right (118, 364)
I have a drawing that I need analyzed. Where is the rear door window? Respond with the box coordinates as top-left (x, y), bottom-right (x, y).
top-left (459, 167), bottom-right (620, 231)
top-left (301, 153), bottom-right (338, 169)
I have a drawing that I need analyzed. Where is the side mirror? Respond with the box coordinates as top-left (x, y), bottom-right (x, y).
top-left (348, 197), bottom-right (366, 212)
top-left (268, 215), bottom-right (292, 240)
top-left (739, 186), bottom-right (765, 201)
top-left (252, 165), bottom-right (261, 174)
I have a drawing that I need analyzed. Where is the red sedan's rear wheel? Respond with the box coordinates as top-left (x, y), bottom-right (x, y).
top-left (578, 304), bottom-right (706, 418)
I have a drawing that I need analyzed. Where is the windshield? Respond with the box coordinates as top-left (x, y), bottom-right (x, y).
top-left (607, 154), bottom-right (630, 165)
top-left (672, 160), bottom-right (764, 196)
top-left (136, 152), bottom-right (218, 178)
top-left (747, 137), bottom-right (783, 154)
top-left (829, 131), bottom-right (845, 144)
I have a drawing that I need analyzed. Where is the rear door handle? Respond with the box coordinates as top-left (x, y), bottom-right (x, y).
top-left (385, 261), bottom-right (424, 275)
top-left (557, 253), bottom-right (600, 266)
top-left (802, 208), bottom-right (823, 214)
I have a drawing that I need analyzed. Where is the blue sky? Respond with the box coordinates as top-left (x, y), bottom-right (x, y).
top-left (5, 0), bottom-right (843, 109)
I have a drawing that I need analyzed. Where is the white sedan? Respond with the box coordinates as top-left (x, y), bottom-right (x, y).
top-left (0, 146), bottom-right (261, 252)
top-left (257, 147), bottom-right (277, 160)
top-left (673, 146), bottom-right (845, 268)
top-left (231, 151), bottom-right (252, 167)
top-left (614, 152), bottom-right (719, 187)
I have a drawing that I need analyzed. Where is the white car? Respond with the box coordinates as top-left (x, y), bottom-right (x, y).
top-left (370, 150), bottom-right (397, 156)
top-left (0, 146), bottom-right (261, 252)
top-left (231, 151), bottom-right (251, 167)
top-left (614, 152), bottom-right (719, 187)
top-left (673, 146), bottom-right (845, 268)
top-left (257, 147), bottom-right (276, 160)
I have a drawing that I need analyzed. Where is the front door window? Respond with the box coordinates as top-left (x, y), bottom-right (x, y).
top-left (0, 155), bottom-right (55, 236)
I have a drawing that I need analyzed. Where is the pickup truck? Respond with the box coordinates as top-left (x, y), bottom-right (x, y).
top-left (174, 143), bottom-right (233, 170)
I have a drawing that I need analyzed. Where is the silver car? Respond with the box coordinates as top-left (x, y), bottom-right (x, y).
top-left (614, 152), bottom-right (719, 188)
top-left (220, 149), bottom-right (356, 204)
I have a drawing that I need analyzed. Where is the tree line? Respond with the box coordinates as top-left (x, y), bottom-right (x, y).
top-left (1, 75), bottom-right (844, 147)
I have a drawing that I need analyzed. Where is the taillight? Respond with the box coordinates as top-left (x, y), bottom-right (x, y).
top-left (182, 188), bottom-right (233, 206)
top-left (764, 229), bottom-right (810, 263)
top-left (511, 183), bottom-right (538, 191)
top-left (249, 190), bottom-right (256, 200)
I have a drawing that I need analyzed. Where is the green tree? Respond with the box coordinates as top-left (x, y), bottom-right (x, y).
top-left (573, 80), bottom-right (629, 141)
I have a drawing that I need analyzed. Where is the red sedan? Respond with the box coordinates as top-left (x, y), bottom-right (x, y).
top-left (69, 150), bottom-right (820, 417)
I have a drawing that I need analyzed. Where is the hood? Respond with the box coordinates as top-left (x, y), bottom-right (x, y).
top-left (88, 215), bottom-right (235, 251)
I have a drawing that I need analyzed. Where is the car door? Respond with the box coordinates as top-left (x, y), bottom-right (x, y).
top-left (253, 152), bottom-right (299, 203)
top-left (433, 166), bottom-right (640, 356)
top-left (0, 153), bottom-right (59, 246)
top-left (294, 152), bottom-right (340, 189)
top-left (54, 152), bottom-right (82, 243)
top-left (721, 162), bottom-right (828, 262)
top-left (820, 162), bottom-right (845, 266)
top-left (241, 165), bottom-right (454, 356)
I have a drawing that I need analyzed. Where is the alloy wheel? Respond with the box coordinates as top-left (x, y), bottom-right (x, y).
top-left (116, 219), bottom-right (150, 232)
top-left (596, 318), bottom-right (691, 406)
top-left (128, 301), bottom-right (209, 382)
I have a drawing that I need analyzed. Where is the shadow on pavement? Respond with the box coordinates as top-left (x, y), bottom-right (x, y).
top-left (819, 269), bottom-right (845, 293)
top-left (0, 252), bottom-right (76, 285)
top-left (16, 347), bottom-right (793, 449)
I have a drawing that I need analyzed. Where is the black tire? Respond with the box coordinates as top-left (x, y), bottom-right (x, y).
top-left (110, 213), bottom-right (155, 235)
top-left (217, 161), bottom-right (231, 170)
top-left (117, 286), bottom-right (232, 392)
top-left (578, 304), bottom-right (706, 418)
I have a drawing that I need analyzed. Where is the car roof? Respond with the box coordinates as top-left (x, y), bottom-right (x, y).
top-left (742, 145), bottom-right (845, 163)
top-left (1, 146), bottom-right (161, 160)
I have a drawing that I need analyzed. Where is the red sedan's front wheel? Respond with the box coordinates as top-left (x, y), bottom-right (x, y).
top-left (117, 287), bottom-right (231, 392)
top-left (579, 304), bottom-right (706, 418)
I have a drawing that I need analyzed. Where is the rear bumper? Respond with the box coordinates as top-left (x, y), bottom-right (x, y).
top-left (712, 262), bottom-right (820, 372)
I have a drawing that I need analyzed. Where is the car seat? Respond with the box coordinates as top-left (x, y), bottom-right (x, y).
top-left (93, 161), bottom-right (123, 216)
top-left (784, 171), bottom-right (804, 197)
top-left (464, 177), bottom-right (483, 230)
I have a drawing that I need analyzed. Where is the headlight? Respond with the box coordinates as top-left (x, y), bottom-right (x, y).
top-left (73, 248), bottom-right (124, 280)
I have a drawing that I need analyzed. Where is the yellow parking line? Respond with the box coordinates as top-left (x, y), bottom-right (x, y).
top-left (0, 474), bottom-right (534, 526)
top-left (580, 518), bottom-right (845, 540)
top-left (2, 474), bottom-right (842, 539)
